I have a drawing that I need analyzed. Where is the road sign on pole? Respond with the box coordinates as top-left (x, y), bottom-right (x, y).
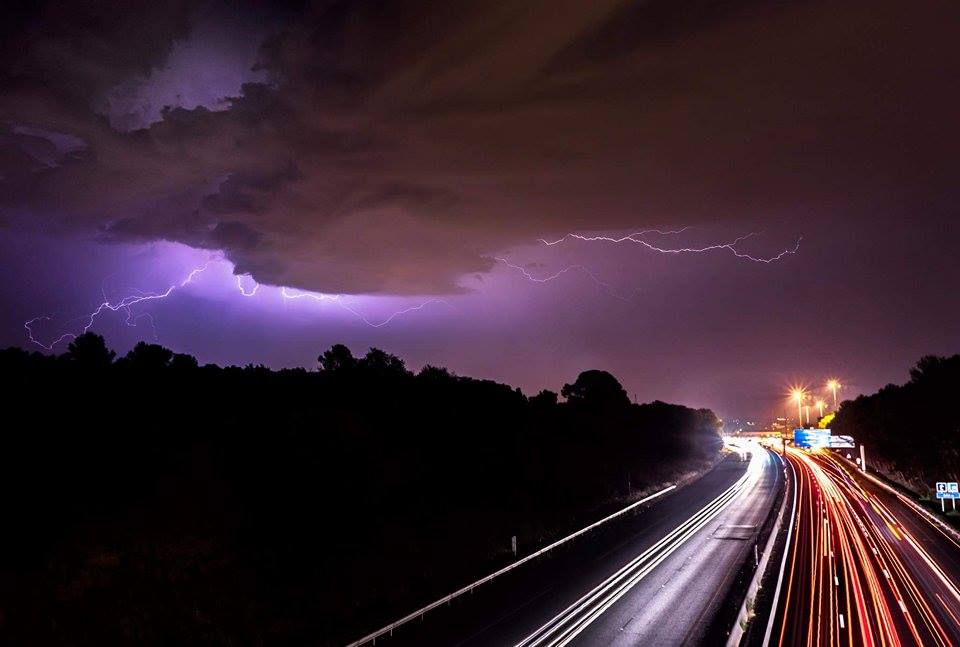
top-left (935, 482), bottom-right (959, 512)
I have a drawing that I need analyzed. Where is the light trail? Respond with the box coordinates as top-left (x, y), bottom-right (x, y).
top-left (516, 440), bottom-right (768, 647)
top-left (770, 448), bottom-right (960, 646)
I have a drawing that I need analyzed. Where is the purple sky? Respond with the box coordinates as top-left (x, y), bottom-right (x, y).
top-left (1, 0), bottom-right (958, 422)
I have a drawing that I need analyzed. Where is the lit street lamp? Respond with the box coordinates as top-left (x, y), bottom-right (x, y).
top-left (816, 399), bottom-right (825, 419)
top-left (791, 388), bottom-right (805, 428)
top-left (827, 379), bottom-right (841, 411)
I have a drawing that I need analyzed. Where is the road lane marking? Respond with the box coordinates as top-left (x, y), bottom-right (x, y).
top-left (518, 445), bottom-right (767, 647)
top-left (762, 452), bottom-right (797, 647)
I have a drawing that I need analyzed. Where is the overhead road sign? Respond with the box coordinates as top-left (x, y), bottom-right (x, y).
top-left (829, 434), bottom-right (855, 448)
top-left (793, 428), bottom-right (831, 449)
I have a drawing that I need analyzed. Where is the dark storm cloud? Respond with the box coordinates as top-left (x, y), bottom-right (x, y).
top-left (1, 0), bottom-right (957, 294)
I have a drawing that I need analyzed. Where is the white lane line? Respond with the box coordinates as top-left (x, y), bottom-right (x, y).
top-left (346, 484), bottom-right (677, 647)
top-left (839, 614), bottom-right (845, 629)
top-left (519, 445), bottom-right (766, 647)
top-left (520, 479), bottom-right (746, 647)
top-left (762, 453), bottom-right (797, 647)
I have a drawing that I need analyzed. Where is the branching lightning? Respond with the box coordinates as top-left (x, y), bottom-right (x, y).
top-left (280, 288), bottom-right (451, 328)
top-left (24, 227), bottom-right (798, 349)
top-left (236, 274), bottom-right (260, 297)
top-left (499, 227), bottom-right (802, 299)
top-left (25, 260), bottom-right (448, 350)
top-left (539, 230), bottom-right (802, 263)
top-left (493, 257), bottom-right (639, 303)
top-left (25, 260), bottom-right (216, 350)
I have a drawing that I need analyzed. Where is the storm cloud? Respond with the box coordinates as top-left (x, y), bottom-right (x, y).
top-left (1, 0), bottom-right (957, 294)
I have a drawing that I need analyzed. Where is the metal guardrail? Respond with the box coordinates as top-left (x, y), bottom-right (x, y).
top-left (346, 483), bottom-right (677, 646)
top-left (725, 450), bottom-right (791, 646)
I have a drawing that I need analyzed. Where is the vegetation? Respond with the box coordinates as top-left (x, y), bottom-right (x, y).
top-left (833, 354), bottom-right (960, 491)
top-left (0, 334), bottom-right (721, 646)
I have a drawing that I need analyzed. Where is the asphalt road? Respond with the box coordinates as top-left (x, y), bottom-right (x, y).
top-left (768, 449), bottom-right (960, 646)
top-left (357, 442), bottom-right (781, 647)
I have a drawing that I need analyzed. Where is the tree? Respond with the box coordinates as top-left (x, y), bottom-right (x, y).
top-left (561, 370), bottom-right (630, 409)
top-left (64, 332), bottom-right (115, 368)
top-left (530, 389), bottom-right (558, 407)
top-left (359, 347), bottom-right (407, 375)
top-left (418, 365), bottom-right (453, 381)
top-left (125, 342), bottom-right (174, 370)
top-left (318, 344), bottom-right (356, 372)
top-left (170, 353), bottom-right (199, 371)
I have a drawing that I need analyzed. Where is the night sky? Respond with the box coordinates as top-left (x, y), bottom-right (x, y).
top-left (1, 0), bottom-right (957, 422)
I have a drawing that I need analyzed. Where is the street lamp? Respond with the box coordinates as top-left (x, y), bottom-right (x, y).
top-left (791, 388), bottom-right (805, 428)
top-left (816, 399), bottom-right (825, 419)
top-left (827, 379), bottom-right (841, 411)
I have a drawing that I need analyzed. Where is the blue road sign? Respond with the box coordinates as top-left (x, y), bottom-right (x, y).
top-left (794, 428), bottom-right (831, 449)
top-left (935, 482), bottom-right (960, 499)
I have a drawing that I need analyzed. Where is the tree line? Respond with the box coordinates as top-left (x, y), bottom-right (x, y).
top-left (832, 354), bottom-right (960, 492)
top-left (0, 333), bottom-right (721, 645)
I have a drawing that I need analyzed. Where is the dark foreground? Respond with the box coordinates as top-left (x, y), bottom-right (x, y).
top-left (0, 337), bottom-right (721, 645)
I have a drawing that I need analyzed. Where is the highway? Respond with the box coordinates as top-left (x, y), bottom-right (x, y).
top-left (359, 441), bottom-right (781, 646)
top-left (768, 448), bottom-right (960, 646)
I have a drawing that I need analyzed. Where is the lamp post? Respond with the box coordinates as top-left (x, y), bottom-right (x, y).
top-left (816, 399), bottom-right (825, 420)
top-left (792, 388), bottom-right (805, 428)
top-left (827, 379), bottom-right (840, 411)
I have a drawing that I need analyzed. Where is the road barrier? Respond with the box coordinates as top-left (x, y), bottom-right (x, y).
top-left (346, 483), bottom-right (677, 646)
top-left (723, 450), bottom-right (792, 646)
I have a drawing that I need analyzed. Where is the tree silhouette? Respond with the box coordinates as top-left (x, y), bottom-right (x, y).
top-left (834, 353), bottom-right (960, 487)
top-left (359, 347), bottom-right (407, 375)
top-left (65, 332), bottom-right (115, 368)
top-left (170, 353), bottom-right (199, 371)
top-left (561, 370), bottom-right (630, 408)
top-left (530, 389), bottom-right (559, 407)
top-left (318, 343), bottom-right (356, 372)
top-left (0, 339), bottom-right (722, 646)
top-left (124, 342), bottom-right (174, 370)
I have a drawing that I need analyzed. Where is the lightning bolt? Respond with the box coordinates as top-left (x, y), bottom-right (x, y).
top-left (493, 257), bottom-right (639, 303)
top-left (25, 260), bottom-right (449, 349)
top-left (539, 230), bottom-right (802, 263)
top-left (236, 274), bottom-right (260, 297)
top-left (499, 228), bottom-right (801, 299)
top-left (539, 227), bottom-right (692, 246)
top-left (280, 288), bottom-right (451, 328)
top-left (24, 260), bottom-right (216, 350)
